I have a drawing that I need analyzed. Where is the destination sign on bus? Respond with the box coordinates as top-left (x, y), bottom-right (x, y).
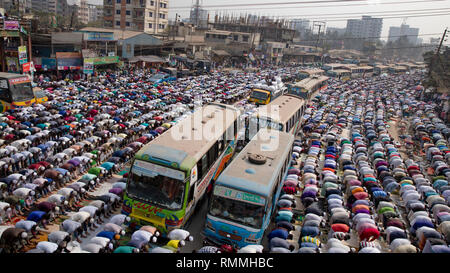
top-left (214, 186), bottom-right (266, 205)
top-left (133, 160), bottom-right (185, 181)
top-left (9, 77), bottom-right (30, 85)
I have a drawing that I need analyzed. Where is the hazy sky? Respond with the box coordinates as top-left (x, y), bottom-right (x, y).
top-left (167, 0), bottom-right (450, 43)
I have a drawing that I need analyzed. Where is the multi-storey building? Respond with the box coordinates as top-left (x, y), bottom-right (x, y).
top-left (0, 0), bottom-right (32, 14)
top-left (88, 4), bottom-right (103, 23)
top-left (346, 16), bottom-right (383, 41)
top-left (31, 0), bottom-right (69, 16)
top-left (388, 24), bottom-right (420, 45)
top-left (103, 0), bottom-right (169, 34)
top-left (290, 19), bottom-right (310, 33)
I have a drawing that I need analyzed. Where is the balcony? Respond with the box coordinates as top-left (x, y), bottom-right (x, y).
top-left (104, 0), bottom-right (114, 7)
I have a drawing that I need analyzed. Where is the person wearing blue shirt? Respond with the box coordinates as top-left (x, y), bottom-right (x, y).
top-left (27, 210), bottom-right (51, 229)
top-left (267, 227), bottom-right (293, 240)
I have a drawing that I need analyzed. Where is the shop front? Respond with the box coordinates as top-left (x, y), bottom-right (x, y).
top-left (0, 20), bottom-right (32, 73)
top-left (83, 56), bottom-right (120, 75)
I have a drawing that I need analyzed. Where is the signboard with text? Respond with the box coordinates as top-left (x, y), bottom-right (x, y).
top-left (132, 160), bottom-right (185, 181)
top-left (214, 186), bottom-right (266, 205)
top-left (18, 46), bottom-right (28, 65)
top-left (22, 62), bottom-right (31, 73)
top-left (83, 58), bottom-right (94, 75)
top-left (83, 32), bottom-right (115, 41)
top-left (4, 20), bottom-right (19, 30)
top-left (85, 56), bottom-right (119, 65)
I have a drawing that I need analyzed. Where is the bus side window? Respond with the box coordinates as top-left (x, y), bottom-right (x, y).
top-left (210, 142), bottom-right (218, 162)
top-left (0, 88), bottom-right (11, 103)
top-left (226, 123), bottom-right (234, 144)
top-left (218, 138), bottom-right (224, 154)
top-left (198, 155), bottom-right (208, 179)
top-left (187, 182), bottom-right (195, 205)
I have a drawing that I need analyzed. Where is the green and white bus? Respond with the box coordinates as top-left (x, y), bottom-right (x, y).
top-left (122, 103), bottom-right (241, 234)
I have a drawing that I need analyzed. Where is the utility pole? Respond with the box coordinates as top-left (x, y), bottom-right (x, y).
top-left (436, 27), bottom-right (448, 55)
top-left (429, 28), bottom-right (448, 78)
top-left (313, 21), bottom-right (326, 65)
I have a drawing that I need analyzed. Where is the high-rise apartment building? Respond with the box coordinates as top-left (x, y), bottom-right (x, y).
top-left (103, 0), bottom-right (169, 34)
top-left (388, 24), bottom-right (419, 45)
top-left (346, 16), bottom-right (383, 41)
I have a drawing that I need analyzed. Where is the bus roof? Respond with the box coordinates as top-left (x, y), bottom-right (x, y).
top-left (0, 72), bottom-right (30, 79)
top-left (329, 69), bottom-right (351, 74)
top-left (299, 69), bottom-right (324, 75)
top-left (216, 129), bottom-right (294, 197)
top-left (294, 75), bottom-right (329, 90)
top-left (254, 94), bottom-right (305, 125)
top-left (135, 103), bottom-right (240, 171)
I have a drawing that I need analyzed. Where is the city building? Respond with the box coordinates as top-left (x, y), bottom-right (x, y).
top-left (327, 27), bottom-right (346, 36)
top-left (290, 19), bottom-right (310, 33)
top-left (31, 0), bottom-right (69, 15)
top-left (345, 16), bottom-right (383, 41)
top-left (0, 19), bottom-right (32, 73)
top-left (388, 24), bottom-right (420, 45)
top-left (189, 0), bottom-right (208, 29)
top-left (212, 14), bottom-right (296, 44)
top-left (88, 4), bottom-right (103, 23)
top-left (78, 0), bottom-right (88, 25)
top-left (103, 0), bottom-right (169, 34)
top-left (0, 0), bottom-right (32, 14)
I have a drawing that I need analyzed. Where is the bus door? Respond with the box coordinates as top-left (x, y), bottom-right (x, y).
top-left (184, 166), bottom-right (198, 223)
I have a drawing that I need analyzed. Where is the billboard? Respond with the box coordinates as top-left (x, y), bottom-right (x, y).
top-left (56, 52), bottom-right (82, 70)
top-left (42, 58), bottom-right (57, 71)
top-left (85, 56), bottom-right (119, 65)
top-left (84, 32), bottom-right (115, 42)
top-left (18, 46), bottom-right (28, 65)
top-left (83, 58), bottom-right (94, 75)
top-left (4, 20), bottom-right (19, 30)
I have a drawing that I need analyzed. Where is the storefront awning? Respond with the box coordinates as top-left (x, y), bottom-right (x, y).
top-left (128, 55), bottom-right (167, 63)
top-left (212, 50), bottom-right (231, 57)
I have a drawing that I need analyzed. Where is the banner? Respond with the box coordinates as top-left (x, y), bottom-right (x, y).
top-left (83, 58), bottom-right (94, 75)
top-left (57, 52), bottom-right (82, 69)
top-left (18, 46), bottom-right (28, 65)
top-left (4, 20), bottom-right (19, 30)
top-left (6, 57), bottom-right (19, 73)
top-left (22, 62), bottom-right (31, 73)
top-left (56, 52), bottom-right (82, 59)
top-left (42, 58), bottom-right (57, 71)
top-left (85, 56), bottom-right (119, 65)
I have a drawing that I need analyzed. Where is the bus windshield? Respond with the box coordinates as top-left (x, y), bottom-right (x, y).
top-left (250, 90), bottom-right (269, 101)
top-left (10, 81), bottom-right (34, 102)
top-left (209, 194), bottom-right (265, 229)
top-left (127, 167), bottom-right (185, 210)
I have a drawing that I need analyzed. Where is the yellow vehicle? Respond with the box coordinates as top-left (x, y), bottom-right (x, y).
top-left (0, 73), bottom-right (36, 112)
top-left (33, 88), bottom-right (48, 104)
top-left (249, 88), bottom-right (284, 106)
